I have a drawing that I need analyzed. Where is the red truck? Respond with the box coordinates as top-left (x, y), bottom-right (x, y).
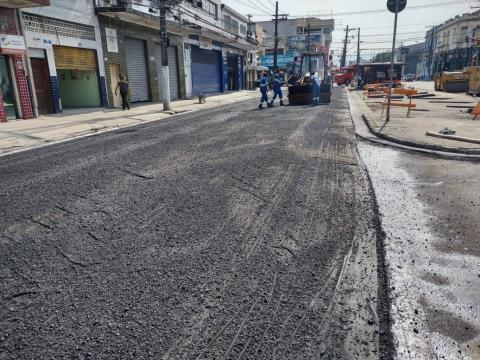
top-left (334, 66), bottom-right (357, 85)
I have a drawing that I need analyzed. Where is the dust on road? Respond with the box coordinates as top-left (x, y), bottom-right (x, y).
top-left (0, 89), bottom-right (388, 359)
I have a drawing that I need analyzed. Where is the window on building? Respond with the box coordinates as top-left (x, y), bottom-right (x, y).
top-left (224, 14), bottom-right (239, 35)
top-left (240, 24), bottom-right (247, 36)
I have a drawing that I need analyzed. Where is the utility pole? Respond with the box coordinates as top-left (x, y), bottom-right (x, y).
top-left (425, 27), bottom-right (435, 80)
top-left (341, 25), bottom-right (349, 67)
top-left (160, 0), bottom-right (171, 111)
top-left (273, 1), bottom-right (279, 70)
top-left (356, 28), bottom-right (361, 67)
top-left (470, 27), bottom-right (478, 67)
top-left (307, 23), bottom-right (312, 74)
top-left (386, 1), bottom-right (400, 122)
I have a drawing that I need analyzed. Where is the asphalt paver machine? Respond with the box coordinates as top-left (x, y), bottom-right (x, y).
top-left (287, 51), bottom-right (332, 105)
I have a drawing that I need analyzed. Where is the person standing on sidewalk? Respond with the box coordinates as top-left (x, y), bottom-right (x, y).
top-left (270, 72), bottom-right (285, 107)
top-left (115, 74), bottom-right (131, 111)
top-left (258, 72), bottom-right (272, 109)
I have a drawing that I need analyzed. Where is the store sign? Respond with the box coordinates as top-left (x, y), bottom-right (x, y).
top-left (105, 28), bottom-right (118, 53)
top-left (199, 36), bottom-right (213, 50)
top-left (0, 35), bottom-right (26, 55)
top-left (260, 55), bottom-right (295, 68)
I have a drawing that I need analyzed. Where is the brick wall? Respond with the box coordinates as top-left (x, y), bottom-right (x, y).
top-left (0, 92), bottom-right (5, 123)
top-left (0, 7), bottom-right (34, 121)
top-left (12, 55), bottom-right (33, 119)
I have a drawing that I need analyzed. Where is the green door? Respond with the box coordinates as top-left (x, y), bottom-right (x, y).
top-left (0, 55), bottom-right (17, 119)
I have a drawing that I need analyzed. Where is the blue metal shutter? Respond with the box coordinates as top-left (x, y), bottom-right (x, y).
top-left (191, 46), bottom-right (220, 95)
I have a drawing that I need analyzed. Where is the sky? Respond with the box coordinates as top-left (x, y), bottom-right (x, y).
top-left (222, 0), bottom-right (479, 62)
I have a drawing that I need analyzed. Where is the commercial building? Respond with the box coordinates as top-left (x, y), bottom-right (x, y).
top-left (94, 0), bottom-right (257, 107)
top-left (0, 0), bottom-right (49, 122)
top-left (422, 10), bottom-right (480, 80)
top-left (255, 17), bottom-right (334, 70)
top-left (398, 42), bottom-right (425, 77)
top-left (22, 0), bottom-right (108, 114)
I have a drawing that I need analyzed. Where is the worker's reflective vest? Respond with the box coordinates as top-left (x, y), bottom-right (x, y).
top-left (260, 77), bottom-right (268, 91)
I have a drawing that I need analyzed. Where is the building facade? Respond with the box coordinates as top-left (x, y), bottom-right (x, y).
top-left (22, 0), bottom-right (108, 114)
top-left (255, 17), bottom-right (334, 70)
top-left (422, 10), bottom-right (480, 80)
top-left (0, 0), bottom-right (49, 121)
top-left (95, 0), bottom-right (257, 107)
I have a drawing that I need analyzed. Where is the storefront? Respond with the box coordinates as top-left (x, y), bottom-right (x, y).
top-left (0, 8), bottom-right (34, 122)
top-left (226, 52), bottom-right (243, 91)
top-left (190, 44), bottom-right (222, 95)
top-left (0, 54), bottom-right (17, 119)
top-left (125, 37), bottom-right (150, 103)
top-left (22, 11), bottom-right (107, 113)
top-left (53, 46), bottom-right (101, 108)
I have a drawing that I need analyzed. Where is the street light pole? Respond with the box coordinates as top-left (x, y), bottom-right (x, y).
top-left (386, 0), bottom-right (399, 122)
top-left (160, 0), bottom-right (171, 111)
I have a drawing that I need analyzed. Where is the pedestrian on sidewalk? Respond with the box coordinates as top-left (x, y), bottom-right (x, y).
top-left (270, 72), bottom-right (285, 107)
top-left (115, 74), bottom-right (131, 111)
top-left (258, 72), bottom-right (272, 109)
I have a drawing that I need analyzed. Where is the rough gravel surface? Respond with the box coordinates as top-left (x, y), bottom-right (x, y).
top-left (0, 88), bottom-right (388, 359)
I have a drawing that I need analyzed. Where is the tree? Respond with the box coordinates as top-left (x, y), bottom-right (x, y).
top-left (371, 52), bottom-right (391, 63)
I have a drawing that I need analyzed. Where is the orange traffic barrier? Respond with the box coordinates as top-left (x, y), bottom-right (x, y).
top-left (471, 101), bottom-right (480, 120)
top-left (380, 89), bottom-right (417, 117)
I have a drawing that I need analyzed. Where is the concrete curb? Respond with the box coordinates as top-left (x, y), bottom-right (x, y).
top-left (360, 112), bottom-right (480, 158)
top-left (0, 94), bottom-right (257, 158)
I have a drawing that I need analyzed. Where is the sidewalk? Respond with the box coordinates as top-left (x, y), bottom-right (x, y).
top-left (0, 91), bottom-right (257, 156)
top-left (348, 81), bottom-right (480, 156)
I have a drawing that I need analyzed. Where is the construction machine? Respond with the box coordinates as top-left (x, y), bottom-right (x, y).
top-left (287, 52), bottom-right (331, 105)
top-left (433, 71), bottom-right (469, 93)
top-left (464, 66), bottom-right (480, 95)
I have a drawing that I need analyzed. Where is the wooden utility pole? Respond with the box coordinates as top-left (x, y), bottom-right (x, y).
top-left (341, 25), bottom-right (349, 67)
top-left (273, 1), bottom-right (279, 70)
top-left (160, 0), bottom-right (171, 110)
top-left (356, 28), bottom-right (361, 67)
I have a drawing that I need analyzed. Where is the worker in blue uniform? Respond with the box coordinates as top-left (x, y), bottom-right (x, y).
top-left (311, 75), bottom-right (321, 106)
top-left (258, 72), bottom-right (272, 109)
top-left (270, 72), bottom-right (285, 107)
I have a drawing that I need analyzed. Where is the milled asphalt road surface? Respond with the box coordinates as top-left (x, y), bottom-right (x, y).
top-left (0, 88), bottom-right (389, 359)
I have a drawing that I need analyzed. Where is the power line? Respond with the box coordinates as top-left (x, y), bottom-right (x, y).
top-left (247, 0), bottom-right (471, 17)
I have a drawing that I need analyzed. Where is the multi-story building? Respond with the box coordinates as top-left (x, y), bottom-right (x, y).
top-left (398, 43), bottom-right (425, 77)
top-left (22, 0), bottom-right (108, 114)
top-left (255, 17), bottom-right (334, 70)
top-left (94, 0), bottom-right (257, 106)
top-left (422, 10), bottom-right (480, 80)
top-left (0, 0), bottom-right (49, 122)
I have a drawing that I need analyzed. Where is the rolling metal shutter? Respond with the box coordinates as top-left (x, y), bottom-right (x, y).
top-left (125, 37), bottom-right (149, 102)
top-left (155, 45), bottom-right (180, 100)
top-left (53, 46), bottom-right (96, 70)
top-left (191, 45), bottom-right (220, 95)
top-left (167, 46), bottom-right (179, 100)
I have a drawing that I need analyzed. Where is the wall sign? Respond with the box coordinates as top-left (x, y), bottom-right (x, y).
top-left (199, 36), bottom-right (213, 50)
top-left (0, 35), bottom-right (26, 55)
top-left (105, 27), bottom-right (118, 53)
